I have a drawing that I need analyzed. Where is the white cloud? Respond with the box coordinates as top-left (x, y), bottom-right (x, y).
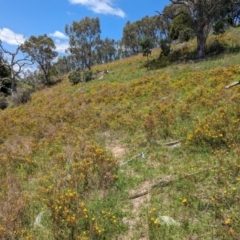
top-left (0, 28), bottom-right (25, 45)
top-left (55, 42), bottom-right (69, 53)
top-left (69, 0), bottom-right (125, 18)
top-left (49, 31), bottom-right (68, 39)
top-left (49, 31), bottom-right (69, 54)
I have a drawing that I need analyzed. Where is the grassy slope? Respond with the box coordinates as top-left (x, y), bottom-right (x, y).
top-left (0, 28), bottom-right (240, 239)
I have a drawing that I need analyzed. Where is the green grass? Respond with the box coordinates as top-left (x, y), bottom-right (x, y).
top-left (0, 27), bottom-right (240, 239)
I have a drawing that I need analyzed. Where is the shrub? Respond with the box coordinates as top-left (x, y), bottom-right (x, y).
top-left (206, 39), bottom-right (226, 55)
top-left (0, 95), bottom-right (8, 109)
top-left (68, 70), bottom-right (82, 85)
top-left (213, 19), bottom-right (226, 35)
top-left (159, 39), bottom-right (171, 57)
top-left (139, 38), bottom-right (153, 58)
top-left (11, 86), bottom-right (33, 106)
top-left (179, 28), bottom-right (194, 42)
top-left (84, 70), bottom-right (93, 82)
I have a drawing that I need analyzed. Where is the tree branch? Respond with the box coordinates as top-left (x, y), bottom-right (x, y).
top-left (0, 41), bottom-right (33, 93)
top-left (128, 166), bottom-right (218, 199)
top-left (225, 81), bottom-right (240, 89)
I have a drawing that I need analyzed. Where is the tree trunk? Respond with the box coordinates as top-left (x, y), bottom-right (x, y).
top-left (10, 71), bottom-right (17, 95)
top-left (196, 34), bottom-right (206, 59)
top-left (195, 22), bottom-right (207, 60)
top-left (85, 62), bottom-right (91, 70)
top-left (42, 67), bottom-right (51, 85)
top-left (11, 78), bottom-right (16, 95)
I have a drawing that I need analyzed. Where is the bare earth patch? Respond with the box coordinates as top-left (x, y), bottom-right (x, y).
top-left (101, 131), bottom-right (151, 238)
top-left (120, 181), bottom-right (152, 240)
top-left (110, 144), bottom-right (126, 159)
top-left (102, 131), bottom-right (127, 160)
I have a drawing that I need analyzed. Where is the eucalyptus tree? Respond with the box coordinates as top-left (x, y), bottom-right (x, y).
top-left (122, 21), bottom-right (140, 55)
top-left (222, 0), bottom-right (240, 26)
top-left (96, 38), bottom-right (116, 63)
top-left (232, 0), bottom-right (240, 26)
top-left (54, 55), bottom-right (76, 75)
top-left (170, 0), bottom-right (227, 59)
top-left (122, 17), bottom-right (163, 56)
top-left (155, 4), bottom-right (178, 39)
top-left (154, 6), bottom-right (179, 58)
top-left (21, 34), bottom-right (58, 84)
top-left (114, 40), bottom-right (129, 59)
top-left (0, 40), bottom-right (33, 95)
top-left (65, 17), bottom-right (101, 70)
top-left (137, 16), bottom-right (162, 47)
top-left (211, 1), bottom-right (240, 35)
top-left (53, 56), bottom-right (70, 75)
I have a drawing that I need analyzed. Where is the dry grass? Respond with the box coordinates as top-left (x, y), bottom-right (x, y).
top-left (0, 27), bottom-right (240, 239)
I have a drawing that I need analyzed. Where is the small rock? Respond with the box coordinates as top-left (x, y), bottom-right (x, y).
top-left (156, 216), bottom-right (180, 226)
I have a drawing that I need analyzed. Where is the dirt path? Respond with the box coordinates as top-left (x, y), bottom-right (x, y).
top-left (103, 131), bottom-right (150, 239)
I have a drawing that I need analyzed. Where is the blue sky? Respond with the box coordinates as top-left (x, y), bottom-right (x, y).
top-left (0, 0), bottom-right (170, 54)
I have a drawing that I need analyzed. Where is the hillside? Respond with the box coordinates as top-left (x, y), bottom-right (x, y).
top-left (0, 28), bottom-right (240, 239)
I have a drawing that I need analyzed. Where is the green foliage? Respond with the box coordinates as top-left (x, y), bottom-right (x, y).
top-left (84, 70), bottom-right (93, 82)
top-left (122, 16), bottom-right (162, 57)
top-left (205, 38), bottom-right (227, 55)
top-left (178, 28), bottom-right (194, 43)
top-left (122, 21), bottom-right (141, 55)
top-left (213, 19), bottom-right (226, 35)
top-left (0, 78), bottom-right (12, 96)
top-left (159, 39), bottom-right (171, 57)
top-left (139, 38), bottom-right (153, 57)
top-left (0, 62), bottom-right (10, 79)
top-left (68, 70), bottom-right (82, 85)
top-left (96, 37), bottom-right (117, 63)
top-left (170, 0), bottom-right (228, 59)
top-left (0, 93), bottom-right (8, 109)
top-left (1, 27), bottom-right (240, 239)
top-left (11, 85), bottom-right (33, 106)
top-left (65, 17), bottom-right (101, 70)
top-left (0, 42), bottom-right (30, 94)
top-left (54, 55), bottom-right (76, 75)
top-left (170, 13), bottom-right (194, 42)
top-left (21, 34), bottom-right (58, 85)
